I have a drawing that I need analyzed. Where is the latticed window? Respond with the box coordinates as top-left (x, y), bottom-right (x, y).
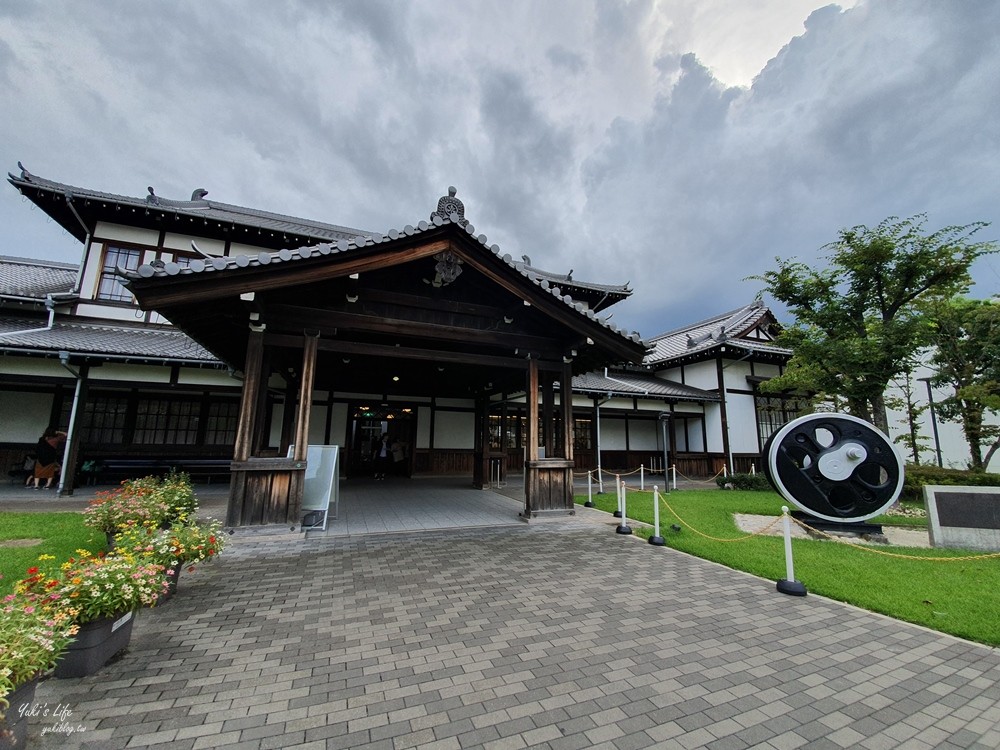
top-left (573, 418), bottom-right (593, 450)
top-left (755, 393), bottom-right (809, 450)
top-left (204, 401), bottom-right (239, 445)
top-left (134, 399), bottom-right (200, 445)
top-left (76, 396), bottom-right (129, 444)
top-left (96, 246), bottom-right (143, 302)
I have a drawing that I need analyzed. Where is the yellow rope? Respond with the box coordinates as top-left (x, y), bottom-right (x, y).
top-left (672, 467), bottom-right (726, 483)
top-left (656, 494), bottom-right (783, 542)
top-left (788, 516), bottom-right (1000, 562)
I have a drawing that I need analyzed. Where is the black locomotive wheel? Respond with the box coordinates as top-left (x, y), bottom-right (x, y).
top-left (764, 413), bottom-right (904, 523)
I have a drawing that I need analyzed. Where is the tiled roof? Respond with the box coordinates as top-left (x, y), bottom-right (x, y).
top-left (645, 301), bottom-right (789, 364)
top-left (124, 215), bottom-right (647, 347)
top-left (0, 255), bottom-right (77, 299)
top-left (571, 370), bottom-right (719, 401)
top-left (0, 317), bottom-right (219, 363)
top-left (515, 260), bottom-right (631, 297)
top-left (8, 168), bottom-right (368, 243)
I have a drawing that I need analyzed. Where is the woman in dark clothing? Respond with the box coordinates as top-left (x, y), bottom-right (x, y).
top-left (32, 428), bottom-right (66, 489)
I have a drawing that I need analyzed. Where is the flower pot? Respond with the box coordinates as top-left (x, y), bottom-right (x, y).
top-left (0, 675), bottom-right (39, 750)
top-left (54, 611), bottom-right (136, 679)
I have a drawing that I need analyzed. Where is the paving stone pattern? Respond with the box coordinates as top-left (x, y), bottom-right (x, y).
top-left (28, 513), bottom-right (1000, 749)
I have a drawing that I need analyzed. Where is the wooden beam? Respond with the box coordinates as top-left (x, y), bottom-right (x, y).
top-left (267, 304), bottom-right (557, 351)
top-left (561, 360), bottom-right (574, 462)
top-left (233, 328), bottom-right (264, 462)
top-left (262, 333), bottom-right (546, 370)
top-left (131, 238), bottom-right (453, 309)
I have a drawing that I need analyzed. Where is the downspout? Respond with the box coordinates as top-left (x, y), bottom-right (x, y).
top-left (595, 395), bottom-right (611, 493)
top-left (57, 352), bottom-right (87, 497)
top-left (1, 293), bottom-right (76, 337)
top-left (604, 367), bottom-right (647, 395)
top-left (64, 192), bottom-right (93, 294)
top-left (658, 412), bottom-right (672, 480)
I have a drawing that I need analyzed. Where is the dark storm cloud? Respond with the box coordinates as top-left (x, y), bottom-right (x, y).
top-left (1, 0), bottom-right (997, 338)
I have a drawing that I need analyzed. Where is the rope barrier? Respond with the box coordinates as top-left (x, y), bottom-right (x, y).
top-left (671, 466), bottom-right (726, 483)
top-left (788, 516), bottom-right (1000, 562)
top-left (650, 492), bottom-right (783, 542)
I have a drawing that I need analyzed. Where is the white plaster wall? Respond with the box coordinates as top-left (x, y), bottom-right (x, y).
top-left (330, 403), bottom-right (348, 447)
top-left (703, 403), bottom-right (724, 452)
top-left (308, 405), bottom-right (328, 444)
top-left (753, 362), bottom-right (783, 379)
top-left (94, 223), bottom-right (159, 247)
top-left (679, 361), bottom-right (719, 390)
top-left (723, 360), bottom-right (754, 390)
top-left (0, 391), bottom-right (53, 441)
top-left (269, 404), bottom-right (284, 447)
top-left (74, 302), bottom-right (147, 322)
top-left (94, 364), bottom-right (171, 384)
top-left (416, 406), bottom-right (432, 449)
top-left (434, 411), bottom-right (473, 449)
top-left (176, 369), bottom-right (238, 387)
top-left (601, 419), bottom-right (627, 450)
top-left (629, 419), bottom-right (658, 450)
top-left (0, 358), bottom-right (67, 379)
top-left (725, 393), bottom-right (760, 453)
top-left (162, 234), bottom-right (225, 255)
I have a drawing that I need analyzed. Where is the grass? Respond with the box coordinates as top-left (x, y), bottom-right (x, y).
top-left (0, 512), bottom-right (106, 595)
top-left (577, 488), bottom-right (1000, 647)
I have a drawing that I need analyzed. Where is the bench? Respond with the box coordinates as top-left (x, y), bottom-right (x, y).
top-left (83, 458), bottom-right (232, 485)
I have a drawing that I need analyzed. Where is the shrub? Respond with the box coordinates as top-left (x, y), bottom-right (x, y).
top-left (901, 464), bottom-right (1000, 502)
top-left (715, 472), bottom-right (774, 491)
top-left (84, 472), bottom-right (197, 535)
top-left (0, 592), bottom-right (77, 709)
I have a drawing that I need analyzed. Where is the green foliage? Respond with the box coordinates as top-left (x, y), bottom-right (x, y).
top-left (752, 215), bottom-right (996, 432)
top-left (576, 489), bottom-right (1000, 646)
top-left (926, 297), bottom-right (1000, 471)
top-left (0, 513), bottom-right (105, 596)
top-left (714, 472), bottom-right (774, 491)
top-left (902, 464), bottom-right (1000, 502)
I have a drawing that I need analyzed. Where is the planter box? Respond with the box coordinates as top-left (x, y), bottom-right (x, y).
top-left (54, 611), bottom-right (136, 679)
top-left (0, 676), bottom-right (39, 750)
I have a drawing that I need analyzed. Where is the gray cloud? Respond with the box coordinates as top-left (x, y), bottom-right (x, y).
top-left (1, 0), bottom-right (997, 338)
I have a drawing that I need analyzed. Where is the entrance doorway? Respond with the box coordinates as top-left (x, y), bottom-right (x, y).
top-left (348, 404), bottom-right (416, 478)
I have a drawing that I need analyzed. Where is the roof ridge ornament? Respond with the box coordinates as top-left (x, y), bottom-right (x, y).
top-left (430, 186), bottom-right (469, 227)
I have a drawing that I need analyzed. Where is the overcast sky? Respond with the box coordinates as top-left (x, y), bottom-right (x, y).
top-left (2, 0), bottom-right (998, 337)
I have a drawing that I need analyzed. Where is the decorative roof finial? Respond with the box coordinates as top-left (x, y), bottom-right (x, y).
top-left (430, 186), bottom-right (469, 226)
top-left (146, 186), bottom-right (159, 205)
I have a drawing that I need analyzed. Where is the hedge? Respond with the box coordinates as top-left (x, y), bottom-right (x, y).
top-left (901, 464), bottom-right (1000, 502)
top-left (715, 472), bottom-right (774, 491)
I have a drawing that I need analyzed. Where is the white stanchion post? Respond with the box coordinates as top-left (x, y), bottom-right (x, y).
top-left (671, 464), bottom-right (677, 491)
top-left (750, 463), bottom-right (756, 476)
top-left (613, 474), bottom-right (623, 518)
top-left (640, 464), bottom-right (645, 491)
top-left (616, 482), bottom-right (632, 535)
top-left (585, 470), bottom-right (594, 507)
top-left (776, 506), bottom-right (807, 596)
top-left (723, 464), bottom-right (728, 479)
top-left (598, 468), bottom-right (604, 495)
top-left (649, 485), bottom-right (664, 545)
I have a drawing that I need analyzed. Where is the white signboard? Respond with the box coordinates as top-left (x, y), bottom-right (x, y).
top-left (289, 444), bottom-right (339, 531)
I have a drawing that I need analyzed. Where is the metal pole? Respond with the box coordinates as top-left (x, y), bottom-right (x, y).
top-left (585, 470), bottom-right (594, 507)
top-left (672, 464), bottom-right (677, 491)
top-left (920, 377), bottom-right (944, 468)
top-left (776, 506), bottom-right (807, 596)
top-left (616, 481), bottom-right (632, 535)
top-left (614, 475), bottom-right (623, 518)
top-left (640, 464), bottom-right (645, 491)
top-left (649, 486), bottom-right (664, 545)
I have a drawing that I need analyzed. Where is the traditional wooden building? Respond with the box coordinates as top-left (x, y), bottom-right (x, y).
top-left (3, 164), bottom-right (805, 525)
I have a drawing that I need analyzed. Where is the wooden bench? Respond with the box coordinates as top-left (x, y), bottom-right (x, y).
top-left (84, 458), bottom-right (232, 485)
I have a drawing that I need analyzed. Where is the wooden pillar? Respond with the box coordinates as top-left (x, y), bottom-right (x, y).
top-left (541, 370), bottom-right (555, 457)
top-left (228, 327), bottom-right (265, 526)
top-left (279, 377), bottom-right (297, 457)
top-left (287, 333), bottom-right (319, 522)
top-left (473, 396), bottom-right (488, 489)
top-left (561, 361), bottom-right (574, 463)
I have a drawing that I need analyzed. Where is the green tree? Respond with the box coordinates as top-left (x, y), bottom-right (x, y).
top-left (753, 215), bottom-right (995, 433)
top-left (886, 366), bottom-right (930, 465)
top-left (927, 297), bottom-right (1000, 471)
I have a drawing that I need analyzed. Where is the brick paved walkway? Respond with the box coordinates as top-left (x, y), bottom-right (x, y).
top-left (26, 508), bottom-right (1000, 749)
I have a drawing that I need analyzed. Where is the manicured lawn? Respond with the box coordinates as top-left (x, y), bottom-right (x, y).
top-left (577, 489), bottom-right (1000, 647)
top-left (0, 512), bottom-right (106, 595)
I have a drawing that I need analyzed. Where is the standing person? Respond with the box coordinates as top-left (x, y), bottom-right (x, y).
top-left (32, 428), bottom-right (66, 490)
top-left (372, 433), bottom-right (391, 480)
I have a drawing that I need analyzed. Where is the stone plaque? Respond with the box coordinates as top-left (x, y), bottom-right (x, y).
top-left (924, 485), bottom-right (1000, 551)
